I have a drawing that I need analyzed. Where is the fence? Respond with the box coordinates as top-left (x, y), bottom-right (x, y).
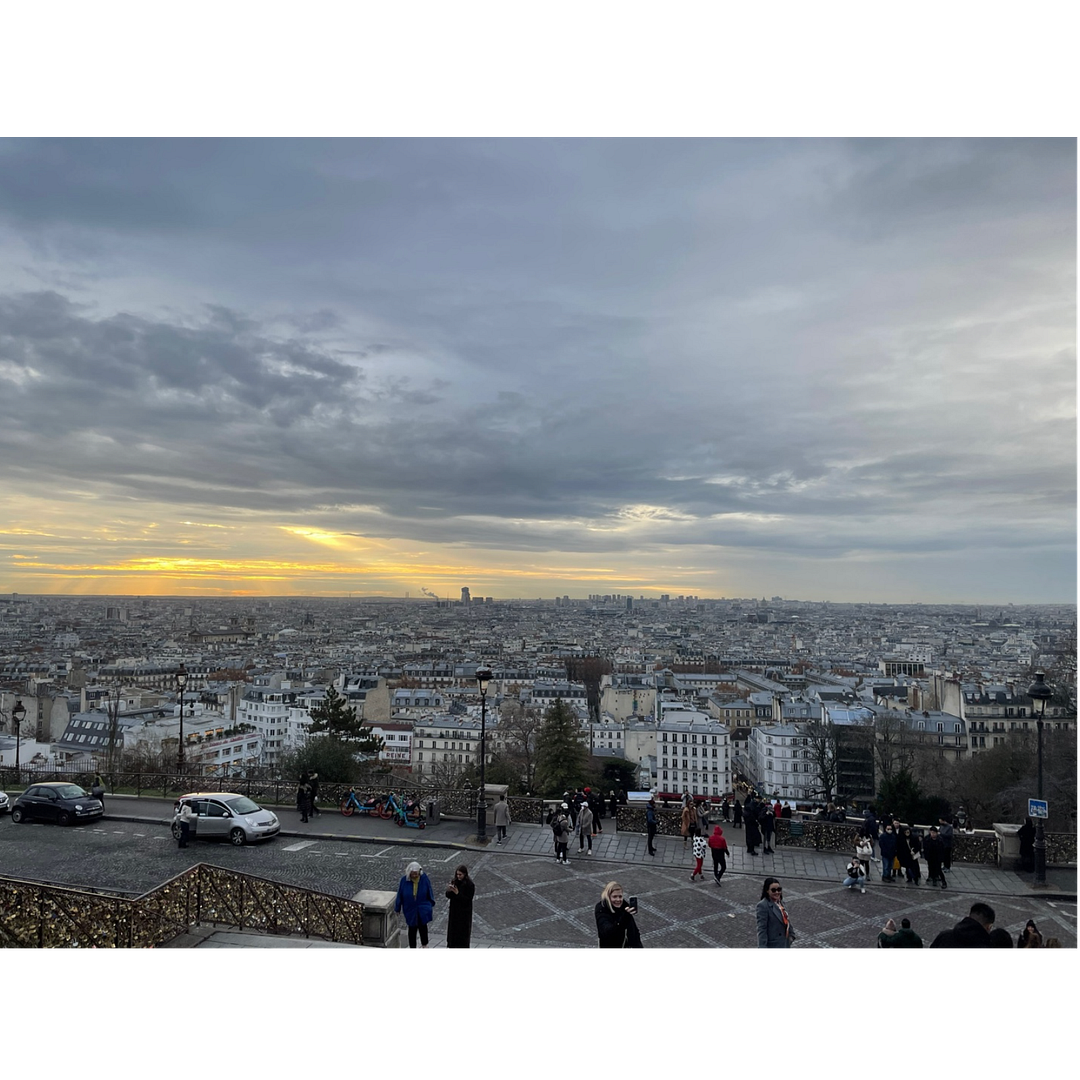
top-left (0, 863), bottom-right (364, 948)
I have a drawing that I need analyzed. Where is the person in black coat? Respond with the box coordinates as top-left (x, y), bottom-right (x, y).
top-left (445, 864), bottom-right (475, 948)
top-left (930, 902), bottom-right (994, 948)
top-left (732, 798), bottom-right (743, 828)
top-left (878, 822), bottom-right (898, 881)
top-left (923, 826), bottom-right (947, 888)
top-left (608, 790), bottom-right (619, 819)
top-left (760, 805), bottom-right (776, 854)
top-left (308, 771), bottom-right (322, 816)
top-left (744, 800), bottom-right (762, 855)
top-left (595, 881), bottom-right (642, 948)
top-left (1017, 818), bottom-right (1036, 873)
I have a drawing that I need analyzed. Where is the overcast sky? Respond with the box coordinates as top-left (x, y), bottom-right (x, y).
top-left (0, 137), bottom-right (1074, 601)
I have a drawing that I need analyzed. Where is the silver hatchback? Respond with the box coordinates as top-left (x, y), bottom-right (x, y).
top-left (171, 791), bottom-right (280, 846)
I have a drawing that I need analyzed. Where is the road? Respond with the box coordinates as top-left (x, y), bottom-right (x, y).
top-left (1, 815), bottom-right (1075, 948)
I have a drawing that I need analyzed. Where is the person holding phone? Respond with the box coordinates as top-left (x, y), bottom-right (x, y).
top-left (444, 864), bottom-right (475, 948)
top-left (595, 881), bottom-right (643, 948)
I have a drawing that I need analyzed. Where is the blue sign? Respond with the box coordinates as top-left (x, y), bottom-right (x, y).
top-left (1028, 798), bottom-right (1049, 819)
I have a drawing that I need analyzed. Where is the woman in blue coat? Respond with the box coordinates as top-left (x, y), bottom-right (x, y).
top-left (395, 861), bottom-right (436, 948)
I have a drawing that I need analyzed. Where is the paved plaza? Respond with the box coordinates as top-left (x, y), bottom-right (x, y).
top-left (2, 795), bottom-right (1074, 948)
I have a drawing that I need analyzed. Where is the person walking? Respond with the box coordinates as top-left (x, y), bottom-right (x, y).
top-left (878, 822), bottom-right (898, 881)
top-left (577, 800), bottom-right (595, 856)
top-left (889, 917), bottom-right (923, 948)
top-left (732, 797), bottom-right (743, 829)
top-left (707, 824), bottom-right (728, 884)
top-left (690, 832), bottom-right (707, 881)
top-left (842, 855), bottom-right (866, 893)
top-left (308, 771), bottom-right (322, 816)
top-left (930, 902), bottom-right (995, 948)
top-left (394, 861), bottom-right (436, 948)
top-left (645, 798), bottom-right (659, 857)
top-left (493, 794), bottom-right (511, 845)
top-left (937, 817), bottom-right (954, 872)
top-left (756, 877), bottom-right (795, 948)
top-left (177, 800), bottom-right (193, 848)
top-left (444, 864), bottom-right (475, 948)
top-left (595, 881), bottom-right (643, 948)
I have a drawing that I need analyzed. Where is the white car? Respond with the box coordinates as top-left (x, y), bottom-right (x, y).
top-left (171, 791), bottom-right (280, 846)
top-left (0, 790), bottom-right (9, 815)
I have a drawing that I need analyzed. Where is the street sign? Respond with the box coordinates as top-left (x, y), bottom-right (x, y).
top-left (1028, 798), bottom-right (1049, 819)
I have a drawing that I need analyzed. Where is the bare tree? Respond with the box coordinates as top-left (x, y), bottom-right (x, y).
top-left (491, 701), bottom-right (544, 791)
top-left (802, 718), bottom-right (838, 803)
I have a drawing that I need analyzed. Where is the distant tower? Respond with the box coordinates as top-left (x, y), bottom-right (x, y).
top-left (461, 587), bottom-right (471, 605)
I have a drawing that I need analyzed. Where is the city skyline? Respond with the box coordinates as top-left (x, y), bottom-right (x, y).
top-left (0, 138), bottom-right (1074, 604)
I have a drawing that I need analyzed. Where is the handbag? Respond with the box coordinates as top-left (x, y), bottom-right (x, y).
top-left (892, 856), bottom-right (901, 870)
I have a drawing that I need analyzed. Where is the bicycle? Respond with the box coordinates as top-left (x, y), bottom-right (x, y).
top-left (339, 788), bottom-right (383, 817)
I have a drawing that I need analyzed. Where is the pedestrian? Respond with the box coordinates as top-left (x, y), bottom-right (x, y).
top-left (1017, 818), bottom-right (1036, 873)
top-left (595, 881), bottom-right (643, 948)
top-left (923, 826), bottom-right (947, 888)
top-left (889, 917), bottom-right (923, 948)
top-left (307, 771), bottom-right (321, 816)
top-left (862, 808), bottom-right (878, 841)
top-left (722, 796), bottom-right (731, 822)
top-left (587, 787), bottom-right (602, 833)
top-left (394, 861), bottom-right (436, 948)
top-left (896, 826), bottom-right (921, 884)
top-left (955, 805), bottom-right (968, 832)
top-left (444, 864), bottom-right (475, 948)
top-left (756, 877), bottom-right (795, 948)
top-left (744, 800), bottom-right (762, 856)
top-left (296, 771), bottom-right (308, 813)
top-left (732, 797), bottom-right (743, 828)
top-left (493, 793), bottom-right (511, 845)
top-left (690, 832), bottom-right (707, 881)
top-left (760, 803), bottom-right (776, 854)
top-left (297, 776), bottom-right (313, 823)
top-left (696, 799), bottom-right (710, 837)
top-left (855, 833), bottom-right (874, 876)
top-left (781, 801), bottom-right (792, 819)
top-left (577, 800), bottom-right (595, 855)
top-left (929, 902), bottom-right (995, 948)
top-left (878, 823), bottom-right (898, 881)
top-left (707, 824), bottom-right (728, 884)
top-left (177, 800), bottom-right (193, 848)
top-left (937, 817), bottom-right (954, 871)
top-left (552, 803), bottom-right (571, 864)
top-left (773, 799), bottom-right (782, 819)
top-left (609, 790), bottom-right (619, 819)
top-left (91, 772), bottom-right (106, 810)
top-left (988, 928), bottom-right (1014, 948)
top-left (645, 798), bottom-right (658, 857)
top-left (877, 918), bottom-right (898, 947)
top-left (680, 798), bottom-right (695, 849)
top-left (1017, 919), bottom-right (1042, 948)
top-left (842, 855), bottom-right (866, 893)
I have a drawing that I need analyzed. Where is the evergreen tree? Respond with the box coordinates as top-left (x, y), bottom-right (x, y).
top-left (307, 685), bottom-right (384, 756)
top-left (534, 698), bottom-right (589, 794)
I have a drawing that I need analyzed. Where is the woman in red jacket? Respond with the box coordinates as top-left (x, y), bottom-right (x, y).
top-left (707, 824), bottom-right (729, 885)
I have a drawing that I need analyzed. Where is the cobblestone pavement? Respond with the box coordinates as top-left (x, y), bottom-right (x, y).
top-left (1, 810), bottom-right (1074, 948)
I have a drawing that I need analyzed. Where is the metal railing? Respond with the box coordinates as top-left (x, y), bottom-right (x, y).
top-left (0, 863), bottom-right (364, 948)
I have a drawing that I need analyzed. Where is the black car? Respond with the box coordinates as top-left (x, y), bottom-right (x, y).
top-left (11, 782), bottom-right (104, 826)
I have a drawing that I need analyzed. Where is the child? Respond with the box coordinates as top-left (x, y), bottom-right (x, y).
top-left (690, 832), bottom-right (708, 881)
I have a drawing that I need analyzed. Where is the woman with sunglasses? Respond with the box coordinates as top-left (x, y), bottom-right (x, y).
top-left (756, 876), bottom-right (796, 948)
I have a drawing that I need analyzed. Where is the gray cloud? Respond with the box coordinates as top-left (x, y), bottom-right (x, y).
top-left (0, 138), bottom-right (1073, 601)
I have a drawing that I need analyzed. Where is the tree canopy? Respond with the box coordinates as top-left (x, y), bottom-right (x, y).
top-left (534, 699), bottom-right (589, 794)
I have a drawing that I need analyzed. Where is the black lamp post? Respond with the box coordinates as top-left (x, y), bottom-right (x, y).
top-left (176, 664), bottom-right (188, 774)
top-left (1026, 670), bottom-right (1052, 887)
top-left (475, 668), bottom-right (492, 841)
top-left (12, 699), bottom-right (26, 773)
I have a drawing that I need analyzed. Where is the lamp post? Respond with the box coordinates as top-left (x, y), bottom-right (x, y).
top-left (1026, 670), bottom-right (1052, 887)
top-left (176, 664), bottom-right (188, 775)
top-left (12, 699), bottom-right (26, 773)
top-left (475, 668), bottom-right (492, 841)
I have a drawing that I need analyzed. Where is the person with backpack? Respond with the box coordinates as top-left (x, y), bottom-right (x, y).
top-left (552, 803), bottom-right (571, 864)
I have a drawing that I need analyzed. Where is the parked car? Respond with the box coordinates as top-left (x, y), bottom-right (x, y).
top-left (0, 789), bottom-right (10, 815)
top-left (171, 792), bottom-right (280, 846)
top-left (11, 782), bottom-right (104, 825)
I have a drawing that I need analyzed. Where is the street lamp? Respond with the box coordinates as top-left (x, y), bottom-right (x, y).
top-left (11, 699), bottom-right (26, 773)
top-left (1026, 670), bottom-right (1052, 887)
top-left (475, 668), bottom-right (492, 841)
top-left (176, 664), bottom-right (188, 775)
